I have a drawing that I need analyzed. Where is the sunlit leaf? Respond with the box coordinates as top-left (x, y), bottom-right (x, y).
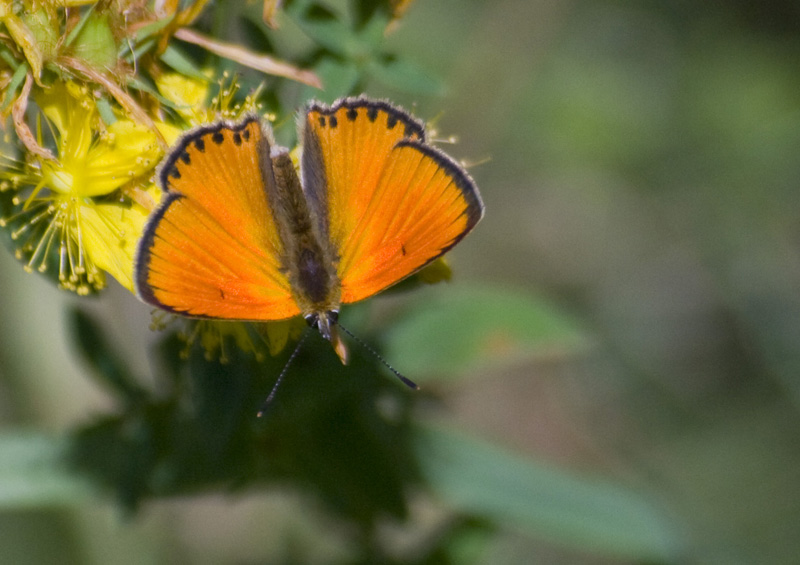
top-left (383, 285), bottom-right (586, 379)
top-left (415, 424), bottom-right (681, 562)
top-left (70, 13), bottom-right (117, 69)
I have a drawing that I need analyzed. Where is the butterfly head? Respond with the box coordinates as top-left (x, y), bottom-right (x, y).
top-left (305, 310), bottom-right (349, 365)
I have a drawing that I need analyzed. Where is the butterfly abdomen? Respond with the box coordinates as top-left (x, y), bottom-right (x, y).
top-left (267, 150), bottom-right (341, 315)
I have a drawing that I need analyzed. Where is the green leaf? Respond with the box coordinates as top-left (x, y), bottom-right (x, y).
top-left (355, 9), bottom-right (390, 50)
top-left (0, 63), bottom-right (28, 112)
top-left (127, 14), bottom-right (173, 45)
top-left (415, 425), bottom-right (681, 562)
top-left (120, 37), bottom-right (156, 64)
top-left (299, 57), bottom-right (361, 103)
top-left (291, 3), bottom-right (367, 58)
top-left (368, 56), bottom-right (444, 96)
top-left (63, 2), bottom-right (96, 47)
top-left (95, 96), bottom-right (116, 125)
top-left (0, 431), bottom-right (93, 508)
top-left (160, 45), bottom-right (210, 82)
top-left (126, 75), bottom-right (186, 111)
top-left (69, 13), bottom-right (118, 69)
top-left (383, 285), bottom-right (586, 380)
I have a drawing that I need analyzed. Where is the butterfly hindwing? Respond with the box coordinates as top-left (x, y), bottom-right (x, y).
top-left (135, 117), bottom-right (300, 320)
top-left (301, 97), bottom-right (484, 304)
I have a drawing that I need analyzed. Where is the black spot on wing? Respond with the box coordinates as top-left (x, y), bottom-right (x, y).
top-left (305, 96), bottom-right (426, 141)
top-left (329, 115), bottom-right (338, 128)
top-left (233, 132), bottom-right (242, 145)
top-left (346, 107), bottom-right (358, 121)
top-left (157, 114), bottom-right (262, 192)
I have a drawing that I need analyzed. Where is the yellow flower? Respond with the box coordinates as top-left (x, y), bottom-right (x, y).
top-left (155, 71), bottom-right (263, 126)
top-left (37, 82), bottom-right (161, 197)
top-left (79, 201), bottom-right (149, 293)
top-left (156, 72), bottom-right (211, 124)
top-left (0, 81), bottom-right (163, 294)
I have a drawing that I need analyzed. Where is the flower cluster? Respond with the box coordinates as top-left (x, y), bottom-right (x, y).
top-left (0, 0), bottom-right (322, 358)
top-left (0, 0), bottom-right (432, 360)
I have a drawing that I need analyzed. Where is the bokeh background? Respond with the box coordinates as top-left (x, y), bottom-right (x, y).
top-left (2, 0), bottom-right (800, 563)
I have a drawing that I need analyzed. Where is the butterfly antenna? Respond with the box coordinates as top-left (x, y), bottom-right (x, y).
top-left (257, 328), bottom-right (311, 417)
top-left (337, 323), bottom-right (419, 390)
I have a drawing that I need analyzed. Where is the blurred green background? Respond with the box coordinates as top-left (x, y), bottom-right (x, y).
top-left (2, 0), bottom-right (800, 563)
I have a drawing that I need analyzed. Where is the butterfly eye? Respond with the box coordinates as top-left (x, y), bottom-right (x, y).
top-left (304, 313), bottom-right (319, 329)
top-left (329, 310), bottom-right (339, 324)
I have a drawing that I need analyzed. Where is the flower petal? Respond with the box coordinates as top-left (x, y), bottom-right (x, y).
top-left (80, 121), bottom-right (161, 196)
top-left (80, 200), bottom-right (149, 292)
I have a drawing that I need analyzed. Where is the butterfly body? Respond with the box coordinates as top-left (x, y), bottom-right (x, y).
top-left (135, 97), bottom-right (483, 358)
top-left (266, 149), bottom-right (341, 318)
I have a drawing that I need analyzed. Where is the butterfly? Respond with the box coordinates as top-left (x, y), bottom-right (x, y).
top-left (134, 96), bottom-right (484, 364)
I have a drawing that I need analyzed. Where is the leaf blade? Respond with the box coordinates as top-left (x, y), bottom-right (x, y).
top-left (415, 424), bottom-right (681, 562)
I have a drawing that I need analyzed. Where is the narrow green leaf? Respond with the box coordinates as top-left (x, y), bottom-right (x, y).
top-left (95, 96), bottom-right (116, 125)
top-left (126, 75), bottom-right (190, 112)
top-left (0, 47), bottom-right (19, 68)
top-left (0, 63), bottom-right (28, 112)
top-left (119, 37), bottom-right (156, 64)
top-left (415, 425), bottom-right (681, 562)
top-left (0, 432), bottom-right (93, 508)
top-left (160, 45), bottom-right (209, 81)
top-left (383, 285), bottom-right (586, 379)
top-left (291, 3), bottom-right (367, 58)
top-left (63, 3), bottom-right (97, 47)
top-left (128, 14), bottom-right (173, 44)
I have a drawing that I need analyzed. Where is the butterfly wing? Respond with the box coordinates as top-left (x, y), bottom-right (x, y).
top-left (135, 116), bottom-right (300, 320)
top-left (300, 97), bottom-right (483, 304)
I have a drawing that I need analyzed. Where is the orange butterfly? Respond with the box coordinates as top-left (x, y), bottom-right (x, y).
top-left (134, 97), bottom-right (483, 363)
